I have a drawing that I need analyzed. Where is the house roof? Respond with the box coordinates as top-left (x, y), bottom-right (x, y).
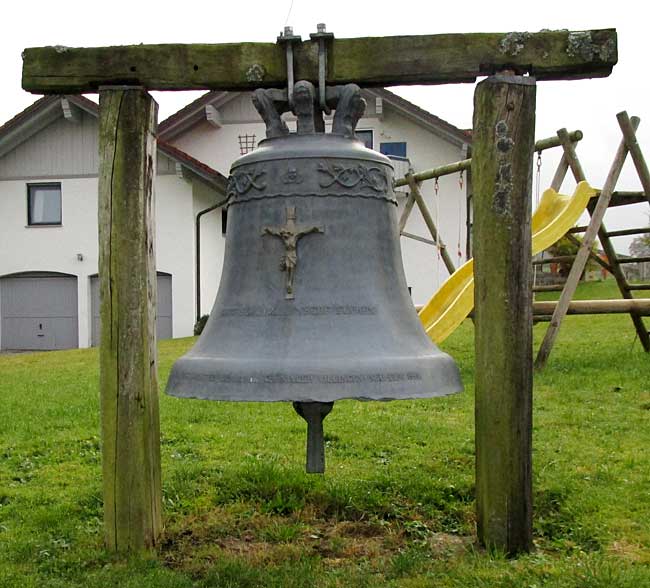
top-left (157, 140), bottom-right (227, 192)
top-left (368, 88), bottom-right (471, 147)
top-left (0, 95), bottom-right (227, 192)
top-left (158, 88), bottom-right (471, 147)
top-left (158, 91), bottom-right (231, 139)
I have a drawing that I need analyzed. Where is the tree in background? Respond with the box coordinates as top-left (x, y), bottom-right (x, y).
top-left (629, 234), bottom-right (650, 257)
top-left (548, 234), bottom-right (599, 278)
top-left (629, 213), bottom-right (650, 281)
top-left (628, 213), bottom-right (650, 258)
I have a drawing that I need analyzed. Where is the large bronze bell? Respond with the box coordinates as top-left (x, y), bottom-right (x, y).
top-left (166, 82), bottom-right (462, 472)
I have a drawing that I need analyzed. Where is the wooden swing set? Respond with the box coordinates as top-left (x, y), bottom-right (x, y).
top-left (22, 28), bottom-right (619, 556)
top-left (397, 118), bottom-right (650, 366)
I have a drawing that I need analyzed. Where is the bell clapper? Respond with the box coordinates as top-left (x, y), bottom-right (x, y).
top-left (292, 401), bottom-right (334, 473)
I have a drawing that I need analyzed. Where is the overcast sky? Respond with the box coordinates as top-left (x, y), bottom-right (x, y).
top-left (2, 0), bottom-right (647, 252)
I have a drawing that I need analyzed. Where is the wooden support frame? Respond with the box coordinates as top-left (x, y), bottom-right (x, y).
top-left (405, 173), bottom-right (456, 275)
top-left (535, 116), bottom-right (650, 368)
top-left (98, 87), bottom-right (162, 553)
top-left (395, 131), bottom-right (585, 281)
top-left (21, 25), bottom-right (619, 560)
top-left (472, 73), bottom-right (535, 554)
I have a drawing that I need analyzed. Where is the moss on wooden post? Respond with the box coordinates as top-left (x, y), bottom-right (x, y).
top-left (98, 87), bottom-right (162, 553)
top-left (472, 74), bottom-right (535, 554)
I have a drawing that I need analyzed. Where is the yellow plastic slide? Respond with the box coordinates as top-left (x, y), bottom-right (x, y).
top-left (418, 181), bottom-right (597, 344)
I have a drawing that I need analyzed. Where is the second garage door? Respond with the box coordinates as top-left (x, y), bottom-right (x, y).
top-left (90, 272), bottom-right (173, 346)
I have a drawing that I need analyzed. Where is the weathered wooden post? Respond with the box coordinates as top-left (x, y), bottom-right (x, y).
top-left (472, 73), bottom-right (536, 553)
top-left (98, 87), bottom-right (162, 553)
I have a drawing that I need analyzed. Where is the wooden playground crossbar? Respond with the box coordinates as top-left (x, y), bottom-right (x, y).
top-left (394, 130), bottom-right (584, 187)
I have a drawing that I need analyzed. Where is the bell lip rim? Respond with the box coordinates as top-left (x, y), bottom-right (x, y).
top-left (164, 387), bottom-right (464, 403)
top-left (164, 353), bottom-right (463, 403)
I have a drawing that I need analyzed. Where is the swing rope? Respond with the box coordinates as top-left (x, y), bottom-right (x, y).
top-left (533, 151), bottom-right (542, 290)
top-left (457, 170), bottom-right (464, 263)
top-left (434, 177), bottom-right (441, 279)
top-left (433, 178), bottom-right (441, 259)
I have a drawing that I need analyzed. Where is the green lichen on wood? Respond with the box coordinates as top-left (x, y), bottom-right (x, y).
top-left (499, 32), bottom-right (531, 57)
top-left (22, 29), bottom-right (617, 94)
top-left (471, 74), bottom-right (536, 555)
top-left (566, 31), bottom-right (616, 62)
top-left (98, 88), bottom-right (162, 554)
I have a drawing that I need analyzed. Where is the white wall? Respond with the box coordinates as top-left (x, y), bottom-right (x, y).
top-left (193, 180), bottom-right (226, 317)
top-left (153, 174), bottom-right (198, 338)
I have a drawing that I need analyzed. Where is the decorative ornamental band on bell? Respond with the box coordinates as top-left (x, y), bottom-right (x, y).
top-left (166, 81), bottom-right (463, 472)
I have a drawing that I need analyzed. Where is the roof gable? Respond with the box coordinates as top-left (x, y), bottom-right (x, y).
top-left (0, 95), bottom-right (226, 191)
top-left (159, 88), bottom-right (470, 147)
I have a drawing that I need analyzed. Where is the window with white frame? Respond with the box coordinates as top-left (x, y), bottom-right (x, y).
top-left (27, 183), bottom-right (62, 226)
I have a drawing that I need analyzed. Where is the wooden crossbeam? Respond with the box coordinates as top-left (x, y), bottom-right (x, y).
top-left (605, 227), bottom-right (650, 237)
top-left (22, 29), bottom-right (617, 94)
top-left (534, 299), bottom-right (650, 315)
top-left (618, 256), bottom-right (650, 264)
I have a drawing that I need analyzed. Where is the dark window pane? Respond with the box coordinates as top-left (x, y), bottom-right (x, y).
top-left (355, 130), bottom-right (373, 150)
top-left (28, 184), bottom-right (61, 225)
top-left (380, 142), bottom-right (407, 158)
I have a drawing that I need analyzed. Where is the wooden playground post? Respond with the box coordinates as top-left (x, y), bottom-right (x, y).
top-left (618, 112), bottom-right (650, 205)
top-left (472, 73), bottom-right (536, 554)
top-left (98, 88), bottom-right (162, 553)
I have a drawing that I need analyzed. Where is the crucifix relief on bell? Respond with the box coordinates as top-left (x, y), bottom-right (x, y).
top-left (166, 81), bottom-right (463, 473)
top-left (261, 206), bottom-right (324, 300)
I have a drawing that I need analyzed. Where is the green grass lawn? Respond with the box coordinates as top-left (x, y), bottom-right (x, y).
top-left (1, 280), bottom-right (649, 587)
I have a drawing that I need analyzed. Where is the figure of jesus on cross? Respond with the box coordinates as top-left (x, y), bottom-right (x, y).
top-left (262, 206), bottom-right (324, 300)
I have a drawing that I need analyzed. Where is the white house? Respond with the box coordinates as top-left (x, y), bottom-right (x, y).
top-left (0, 90), bottom-right (470, 351)
top-left (0, 95), bottom-right (226, 351)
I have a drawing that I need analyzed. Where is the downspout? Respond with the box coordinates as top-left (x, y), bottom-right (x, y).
top-left (462, 142), bottom-right (472, 259)
top-left (196, 195), bottom-right (229, 323)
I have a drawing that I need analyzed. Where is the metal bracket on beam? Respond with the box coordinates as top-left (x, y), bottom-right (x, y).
top-left (277, 26), bottom-right (301, 110)
top-left (310, 23), bottom-right (334, 115)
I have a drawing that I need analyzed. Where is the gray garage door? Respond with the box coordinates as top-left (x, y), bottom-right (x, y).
top-left (90, 272), bottom-right (173, 346)
top-left (0, 272), bottom-right (79, 351)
